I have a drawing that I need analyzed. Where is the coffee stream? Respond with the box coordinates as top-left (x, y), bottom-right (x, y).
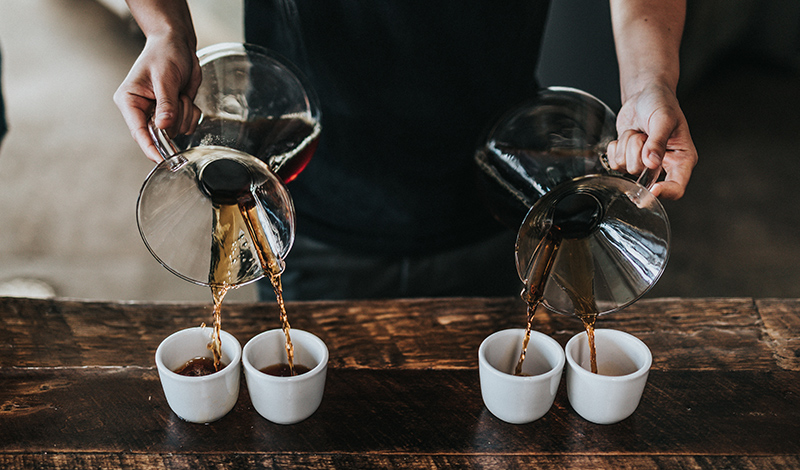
top-left (174, 160), bottom-right (302, 377)
top-left (206, 199), bottom-right (247, 372)
top-left (204, 201), bottom-right (296, 376)
top-left (515, 192), bottom-right (603, 376)
top-left (554, 237), bottom-right (600, 374)
top-left (196, 199), bottom-right (298, 377)
top-left (174, 205), bottom-right (236, 376)
top-left (170, 114), bottom-right (321, 377)
top-left (514, 232), bottom-right (560, 376)
top-left (239, 201), bottom-right (296, 374)
top-left (209, 284), bottom-right (229, 371)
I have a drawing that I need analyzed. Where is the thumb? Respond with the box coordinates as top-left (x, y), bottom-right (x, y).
top-left (152, 80), bottom-right (180, 133)
top-left (642, 112), bottom-right (677, 169)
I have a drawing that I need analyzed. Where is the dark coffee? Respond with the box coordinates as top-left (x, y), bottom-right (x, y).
top-left (260, 363), bottom-right (311, 377)
top-left (174, 356), bottom-right (226, 376)
top-left (199, 159), bottom-right (254, 205)
top-left (551, 192), bottom-right (603, 239)
top-left (175, 115), bottom-right (321, 184)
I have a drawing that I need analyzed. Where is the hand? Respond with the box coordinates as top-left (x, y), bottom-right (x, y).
top-left (606, 83), bottom-right (698, 200)
top-left (113, 33), bottom-right (202, 163)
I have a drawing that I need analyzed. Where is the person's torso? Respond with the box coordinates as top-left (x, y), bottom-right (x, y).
top-left (244, 1), bottom-right (550, 254)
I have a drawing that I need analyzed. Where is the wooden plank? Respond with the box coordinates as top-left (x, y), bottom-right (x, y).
top-left (1, 453), bottom-right (798, 470)
top-left (2, 297), bottom-right (796, 469)
top-left (613, 297), bottom-right (775, 371)
top-left (756, 298), bottom-right (800, 371)
top-left (2, 368), bottom-right (798, 456)
top-left (0, 297), bottom-right (778, 371)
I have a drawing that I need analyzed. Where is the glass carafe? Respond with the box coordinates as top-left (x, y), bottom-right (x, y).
top-left (137, 144), bottom-right (295, 287)
top-left (475, 87), bottom-right (670, 315)
top-left (136, 43), bottom-right (321, 287)
top-left (165, 42), bottom-right (321, 184)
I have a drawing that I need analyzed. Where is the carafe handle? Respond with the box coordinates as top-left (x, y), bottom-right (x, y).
top-left (147, 117), bottom-right (187, 171)
top-left (626, 165), bottom-right (663, 207)
top-left (636, 165), bottom-right (662, 191)
top-left (147, 117), bottom-right (180, 159)
top-left (601, 152), bottom-right (662, 193)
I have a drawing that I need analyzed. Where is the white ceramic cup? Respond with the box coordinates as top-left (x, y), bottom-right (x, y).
top-left (478, 328), bottom-right (565, 424)
top-left (155, 327), bottom-right (242, 424)
top-left (565, 328), bottom-right (652, 425)
top-left (242, 329), bottom-right (328, 425)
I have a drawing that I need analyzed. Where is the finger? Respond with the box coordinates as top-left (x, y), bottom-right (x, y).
top-left (609, 132), bottom-right (626, 169)
top-left (113, 89), bottom-right (163, 162)
top-left (188, 103), bottom-right (202, 135)
top-left (132, 124), bottom-right (164, 163)
top-left (608, 129), bottom-right (634, 170)
top-left (656, 150), bottom-right (695, 200)
top-left (185, 55), bottom-right (203, 100)
top-left (152, 79), bottom-right (181, 135)
top-left (650, 180), bottom-right (686, 200)
top-left (627, 132), bottom-right (649, 176)
top-left (642, 112), bottom-right (677, 169)
top-left (606, 140), bottom-right (618, 169)
top-left (177, 94), bottom-right (199, 135)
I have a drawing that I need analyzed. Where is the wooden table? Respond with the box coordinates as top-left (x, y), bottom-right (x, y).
top-left (1, 296), bottom-right (799, 469)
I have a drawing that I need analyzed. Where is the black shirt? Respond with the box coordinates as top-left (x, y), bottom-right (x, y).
top-left (244, 1), bottom-right (550, 255)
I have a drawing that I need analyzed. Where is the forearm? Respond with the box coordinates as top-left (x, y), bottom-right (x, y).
top-left (610, 0), bottom-right (685, 101)
top-left (125, 0), bottom-right (197, 49)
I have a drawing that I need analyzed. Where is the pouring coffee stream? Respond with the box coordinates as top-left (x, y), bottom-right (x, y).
top-left (137, 43), bottom-right (322, 376)
top-left (200, 157), bottom-right (295, 372)
top-left (475, 87), bottom-right (670, 376)
top-left (513, 165), bottom-right (666, 375)
top-left (142, 124), bottom-right (300, 373)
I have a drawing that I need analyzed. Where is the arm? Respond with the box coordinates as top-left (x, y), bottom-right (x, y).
top-left (606, 0), bottom-right (698, 199)
top-left (113, 0), bottom-right (201, 162)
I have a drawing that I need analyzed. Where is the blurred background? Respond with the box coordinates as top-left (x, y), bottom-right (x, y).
top-left (0, 0), bottom-right (798, 302)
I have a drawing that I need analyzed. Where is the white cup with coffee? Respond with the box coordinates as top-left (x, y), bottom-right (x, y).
top-left (155, 326), bottom-right (242, 424)
top-left (478, 328), bottom-right (565, 424)
top-left (565, 328), bottom-right (651, 424)
top-left (242, 329), bottom-right (328, 424)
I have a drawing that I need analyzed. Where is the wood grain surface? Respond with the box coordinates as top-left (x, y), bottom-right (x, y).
top-left (1, 296), bottom-right (798, 469)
